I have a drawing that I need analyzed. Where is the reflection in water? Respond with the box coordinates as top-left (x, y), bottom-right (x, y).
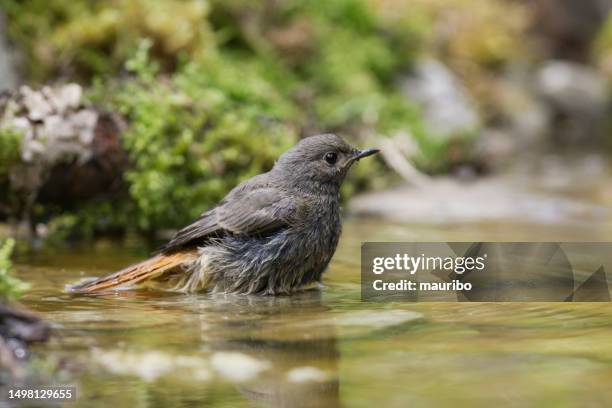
top-left (201, 292), bottom-right (340, 407)
top-left (63, 290), bottom-right (341, 407)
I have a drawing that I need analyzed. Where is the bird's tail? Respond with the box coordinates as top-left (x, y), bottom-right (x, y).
top-left (69, 250), bottom-right (199, 293)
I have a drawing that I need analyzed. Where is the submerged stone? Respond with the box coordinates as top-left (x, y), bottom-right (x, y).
top-left (211, 352), bottom-right (271, 382)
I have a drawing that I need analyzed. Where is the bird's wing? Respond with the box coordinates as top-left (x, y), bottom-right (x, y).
top-left (159, 188), bottom-right (298, 252)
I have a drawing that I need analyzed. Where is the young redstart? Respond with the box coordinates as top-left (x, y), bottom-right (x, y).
top-left (70, 134), bottom-right (379, 295)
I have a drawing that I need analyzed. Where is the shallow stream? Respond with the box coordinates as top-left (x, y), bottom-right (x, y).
top-left (12, 215), bottom-right (612, 407)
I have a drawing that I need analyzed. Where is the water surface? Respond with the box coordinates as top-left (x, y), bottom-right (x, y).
top-left (12, 218), bottom-right (612, 407)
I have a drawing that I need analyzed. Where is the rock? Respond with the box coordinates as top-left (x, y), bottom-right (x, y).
top-left (0, 13), bottom-right (19, 92)
top-left (0, 304), bottom-right (49, 345)
top-left (399, 59), bottom-right (479, 139)
top-left (282, 309), bottom-right (424, 340)
top-left (536, 61), bottom-right (608, 113)
top-left (535, 60), bottom-right (608, 144)
top-left (22, 86), bottom-right (54, 121)
top-left (348, 172), bottom-right (611, 225)
top-left (474, 128), bottom-right (521, 167)
top-left (332, 310), bottom-right (423, 330)
top-left (287, 366), bottom-right (332, 383)
top-left (0, 304), bottom-right (50, 378)
top-left (474, 74), bottom-right (551, 168)
top-left (0, 84), bottom-right (128, 228)
top-left (495, 74), bottom-right (551, 140)
top-left (43, 83), bottom-right (82, 112)
top-left (2, 85), bottom-right (99, 164)
top-left (211, 352), bottom-right (271, 382)
top-left (533, 0), bottom-right (612, 61)
top-left (93, 350), bottom-right (212, 382)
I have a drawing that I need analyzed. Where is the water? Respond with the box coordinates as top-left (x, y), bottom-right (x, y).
top-left (8, 217), bottom-right (612, 407)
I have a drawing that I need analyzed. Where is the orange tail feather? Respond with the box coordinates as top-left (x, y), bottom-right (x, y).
top-left (69, 250), bottom-right (198, 293)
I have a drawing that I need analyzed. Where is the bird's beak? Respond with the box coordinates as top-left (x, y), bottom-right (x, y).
top-left (352, 148), bottom-right (380, 161)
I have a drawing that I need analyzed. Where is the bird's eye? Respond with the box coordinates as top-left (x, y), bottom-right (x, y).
top-left (324, 152), bottom-right (338, 165)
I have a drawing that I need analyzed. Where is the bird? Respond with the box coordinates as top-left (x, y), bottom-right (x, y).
top-left (70, 134), bottom-right (379, 295)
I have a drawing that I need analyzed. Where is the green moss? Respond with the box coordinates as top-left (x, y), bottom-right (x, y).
top-left (2, 0), bottom-right (215, 81)
top-left (206, 0), bottom-right (436, 183)
top-left (0, 238), bottom-right (29, 301)
top-left (46, 200), bottom-right (134, 241)
top-left (85, 41), bottom-right (299, 233)
top-left (0, 129), bottom-right (21, 177)
top-left (0, 129), bottom-right (21, 208)
top-left (2, 0), bottom-right (494, 238)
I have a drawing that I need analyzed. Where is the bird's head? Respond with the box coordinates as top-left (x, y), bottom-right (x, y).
top-left (273, 134), bottom-right (379, 192)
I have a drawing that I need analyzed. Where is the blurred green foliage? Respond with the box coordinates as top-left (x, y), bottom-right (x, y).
top-left (96, 40), bottom-right (298, 231)
top-left (0, 0), bottom-right (533, 236)
top-left (43, 41), bottom-right (300, 236)
top-left (0, 129), bottom-right (21, 177)
top-left (374, 0), bottom-right (531, 121)
top-left (594, 14), bottom-right (612, 84)
top-left (3, 0), bottom-right (215, 81)
top-left (401, 0), bottom-right (529, 68)
top-left (0, 238), bottom-right (29, 300)
top-left (0, 129), bottom-right (21, 206)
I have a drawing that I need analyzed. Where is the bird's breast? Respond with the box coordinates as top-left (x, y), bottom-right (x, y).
top-left (289, 198), bottom-right (341, 269)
